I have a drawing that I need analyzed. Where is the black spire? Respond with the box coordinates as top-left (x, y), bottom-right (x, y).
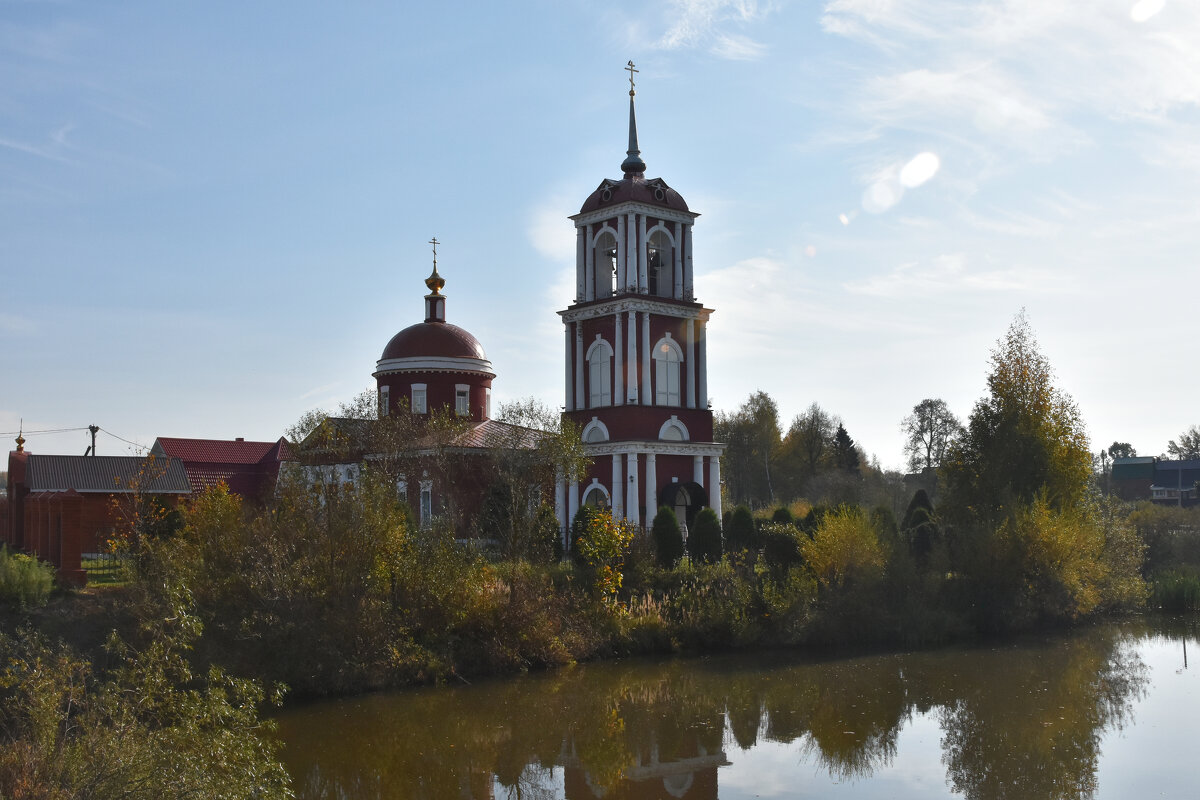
top-left (620, 60), bottom-right (646, 177)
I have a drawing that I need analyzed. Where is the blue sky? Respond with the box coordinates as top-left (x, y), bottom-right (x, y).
top-left (3, 0), bottom-right (1197, 469)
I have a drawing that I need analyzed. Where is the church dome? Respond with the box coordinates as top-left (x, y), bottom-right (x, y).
top-left (380, 321), bottom-right (486, 362)
top-left (579, 175), bottom-right (689, 214)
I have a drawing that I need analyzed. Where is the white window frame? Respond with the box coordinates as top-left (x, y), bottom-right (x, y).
top-left (379, 385), bottom-right (390, 417)
top-left (420, 480), bottom-right (433, 528)
top-left (412, 383), bottom-right (427, 414)
top-left (653, 335), bottom-right (683, 406)
top-left (455, 384), bottom-right (470, 416)
top-left (592, 229), bottom-right (618, 298)
top-left (586, 337), bottom-right (613, 408)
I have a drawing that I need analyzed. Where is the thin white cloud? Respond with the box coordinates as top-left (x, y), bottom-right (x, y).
top-left (527, 198), bottom-right (578, 262)
top-left (658, 0), bottom-right (774, 59)
top-left (843, 252), bottom-right (1060, 298)
top-left (711, 33), bottom-right (768, 60)
top-left (823, 0), bottom-right (1200, 166)
top-left (0, 135), bottom-right (71, 163)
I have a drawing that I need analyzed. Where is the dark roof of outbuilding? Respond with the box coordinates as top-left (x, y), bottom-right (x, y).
top-left (381, 321), bottom-right (487, 361)
top-left (24, 454), bottom-right (192, 494)
top-left (579, 175), bottom-right (689, 215)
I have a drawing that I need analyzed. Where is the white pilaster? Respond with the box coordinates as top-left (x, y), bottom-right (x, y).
top-left (686, 318), bottom-right (696, 409)
top-left (697, 319), bottom-right (708, 408)
top-left (626, 310), bottom-right (638, 404)
top-left (575, 228), bottom-right (585, 302)
top-left (626, 450), bottom-right (639, 526)
top-left (616, 216), bottom-right (626, 294)
top-left (708, 456), bottom-right (722, 521)
top-left (673, 222), bottom-right (683, 300)
top-left (612, 453), bottom-right (624, 519)
top-left (627, 212), bottom-right (638, 291)
top-left (614, 311), bottom-right (624, 406)
top-left (568, 479), bottom-right (579, 529)
top-left (685, 225), bottom-right (694, 300)
top-left (585, 224), bottom-right (595, 302)
top-left (646, 453), bottom-right (657, 519)
top-left (694, 455), bottom-right (705, 487)
top-left (638, 214), bottom-right (648, 293)
top-left (555, 469), bottom-right (566, 537)
top-left (574, 324), bottom-right (585, 411)
top-left (564, 324), bottom-right (573, 411)
top-left (641, 312), bottom-right (651, 406)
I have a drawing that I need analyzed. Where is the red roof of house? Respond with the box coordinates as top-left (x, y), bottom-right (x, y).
top-left (150, 437), bottom-right (292, 499)
top-left (153, 437), bottom-right (291, 464)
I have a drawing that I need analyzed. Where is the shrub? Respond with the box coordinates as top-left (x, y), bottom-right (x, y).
top-left (651, 506), bottom-right (684, 568)
top-left (759, 522), bottom-right (803, 570)
top-left (771, 506), bottom-right (795, 524)
top-left (726, 505), bottom-right (757, 552)
top-left (801, 506), bottom-right (884, 592)
top-left (573, 506), bottom-right (635, 600)
top-left (0, 546), bottom-right (54, 608)
top-left (689, 508), bottom-right (723, 564)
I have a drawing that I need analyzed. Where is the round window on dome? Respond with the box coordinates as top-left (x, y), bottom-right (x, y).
top-left (653, 187), bottom-right (665, 202)
top-left (601, 188), bottom-right (613, 202)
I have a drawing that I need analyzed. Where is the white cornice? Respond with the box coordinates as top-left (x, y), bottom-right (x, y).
top-left (570, 201), bottom-right (699, 227)
top-left (559, 297), bottom-right (714, 322)
top-left (373, 356), bottom-right (496, 378)
top-left (583, 441), bottom-right (726, 457)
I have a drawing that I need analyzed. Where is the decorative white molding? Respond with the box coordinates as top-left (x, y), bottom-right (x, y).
top-left (658, 416), bottom-right (690, 441)
top-left (558, 297), bottom-right (713, 323)
top-left (374, 356), bottom-right (495, 378)
top-left (571, 201), bottom-right (699, 227)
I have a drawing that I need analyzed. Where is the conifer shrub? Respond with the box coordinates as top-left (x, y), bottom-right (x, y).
top-left (689, 508), bottom-right (723, 564)
top-left (771, 506), bottom-right (795, 524)
top-left (759, 522), bottom-right (803, 570)
top-left (651, 506), bottom-right (684, 568)
top-left (726, 505), bottom-right (757, 553)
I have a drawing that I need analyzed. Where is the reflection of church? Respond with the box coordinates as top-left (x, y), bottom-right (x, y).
top-left (561, 744), bottom-right (726, 800)
top-left (554, 64), bottom-right (725, 534)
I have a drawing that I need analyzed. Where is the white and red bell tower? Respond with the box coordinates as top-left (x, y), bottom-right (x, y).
top-left (556, 64), bottom-right (724, 533)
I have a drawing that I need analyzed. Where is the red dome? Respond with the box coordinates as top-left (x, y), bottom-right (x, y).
top-left (580, 175), bottom-right (689, 214)
top-left (381, 321), bottom-right (487, 361)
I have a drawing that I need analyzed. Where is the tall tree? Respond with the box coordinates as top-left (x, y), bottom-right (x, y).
top-left (1166, 425), bottom-right (1200, 460)
top-left (715, 391), bottom-right (781, 508)
top-left (777, 403), bottom-right (838, 499)
top-left (941, 311), bottom-right (1092, 525)
top-left (1107, 441), bottom-right (1136, 460)
top-left (901, 398), bottom-right (962, 473)
top-left (833, 424), bottom-right (860, 475)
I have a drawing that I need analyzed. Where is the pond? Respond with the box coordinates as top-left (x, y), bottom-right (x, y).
top-left (274, 617), bottom-right (1200, 799)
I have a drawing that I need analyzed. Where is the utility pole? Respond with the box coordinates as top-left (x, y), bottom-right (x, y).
top-left (87, 425), bottom-right (99, 456)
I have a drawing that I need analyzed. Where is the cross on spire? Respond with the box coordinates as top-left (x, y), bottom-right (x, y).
top-left (429, 236), bottom-right (439, 270)
top-left (425, 236), bottom-right (445, 296)
top-left (625, 60), bottom-right (638, 96)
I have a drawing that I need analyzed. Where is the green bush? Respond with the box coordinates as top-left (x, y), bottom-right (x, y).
top-left (726, 505), bottom-right (757, 552)
top-left (1150, 569), bottom-right (1200, 612)
top-left (651, 506), bottom-right (684, 568)
top-left (759, 522), bottom-right (803, 570)
top-left (688, 508), bottom-right (723, 564)
top-left (0, 546), bottom-right (54, 608)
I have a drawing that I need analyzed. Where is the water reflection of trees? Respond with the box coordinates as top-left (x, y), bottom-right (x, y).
top-left (275, 625), bottom-right (1148, 799)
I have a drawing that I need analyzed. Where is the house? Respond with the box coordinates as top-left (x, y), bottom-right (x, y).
top-left (151, 435), bottom-right (291, 501)
top-left (4, 436), bottom-right (191, 584)
top-left (1112, 456), bottom-right (1199, 507)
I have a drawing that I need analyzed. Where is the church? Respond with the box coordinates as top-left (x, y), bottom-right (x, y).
top-left (553, 65), bottom-right (725, 535)
top-left (301, 64), bottom-right (725, 544)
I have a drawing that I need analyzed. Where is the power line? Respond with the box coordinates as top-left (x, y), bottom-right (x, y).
top-left (0, 427), bottom-right (90, 437)
top-left (97, 427), bottom-right (150, 453)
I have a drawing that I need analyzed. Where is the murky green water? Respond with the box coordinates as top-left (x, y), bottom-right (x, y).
top-left (274, 618), bottom-right (1200, 799)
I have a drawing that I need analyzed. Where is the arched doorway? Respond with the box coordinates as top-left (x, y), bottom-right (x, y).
top-left (658, 481), bottom-right (707, 529)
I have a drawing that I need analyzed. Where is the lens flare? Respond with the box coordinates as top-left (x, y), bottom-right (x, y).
top-left (1130, 0), bottom-right (1165, 22)
top-left (900, 152), bottom-right (941, 188)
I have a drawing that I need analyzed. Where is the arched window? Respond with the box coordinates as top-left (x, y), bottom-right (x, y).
top-left (582, 418), bottom-right (610, 443)
top-left (659, 416), bottom-right (690, 441)
top-left (653, 335), bottom-right (682, 406)
top-left (594, 231), bottom-right (618, 298)
top-left (647, 229), bottom-right (673, 298)
top-left (587, 338), bottom-right (613, 408)
top-left (582, 484), bottom-right (610, 508)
